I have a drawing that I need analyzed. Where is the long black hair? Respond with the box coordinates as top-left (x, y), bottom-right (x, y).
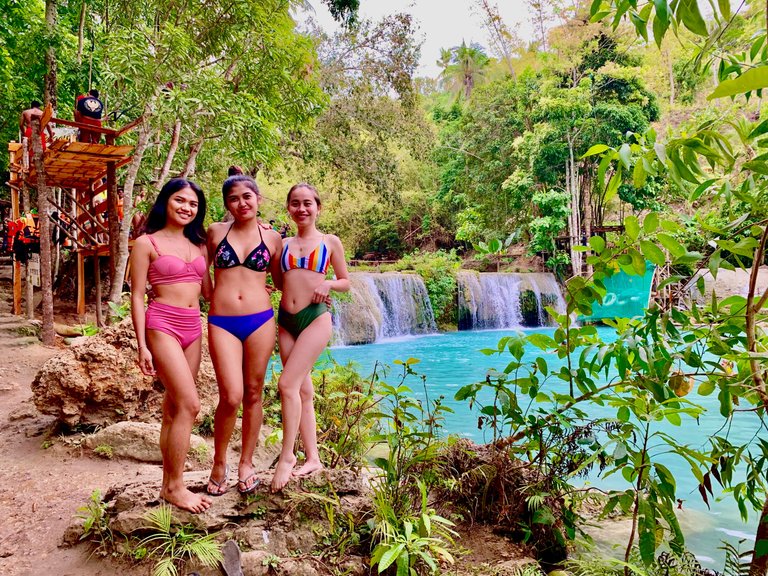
top-left (144, 178), bottom-right (207, 245)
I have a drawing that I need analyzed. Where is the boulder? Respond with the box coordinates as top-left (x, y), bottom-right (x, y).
top-left (240, 550), bottom-right (270, 576)
top-left (31, 318), bottom-right (218, 427)
top-left (95, 468), bottom-right (369, 539)
top-left (83, 421), bottom-right (208, 463)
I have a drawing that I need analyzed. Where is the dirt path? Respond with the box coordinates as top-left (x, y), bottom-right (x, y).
top-left (0, 289), bottom-right (148, 576)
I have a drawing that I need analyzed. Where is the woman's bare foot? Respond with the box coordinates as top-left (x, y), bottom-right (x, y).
top-left (271, 454), bottom-right (297, 492)
top-left (160, 486), bottom-right (212, 513)
top-left (292, 459), bottom-right (323, 477)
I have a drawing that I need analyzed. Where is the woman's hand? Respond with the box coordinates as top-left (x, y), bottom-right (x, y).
top-left (137, 346), bottom-right (156, 376)
top-left (312, 280), bottom-right (332, 304)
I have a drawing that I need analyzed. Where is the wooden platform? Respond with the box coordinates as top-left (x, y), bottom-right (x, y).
top-left (27, 140), bottom-right (134, 190)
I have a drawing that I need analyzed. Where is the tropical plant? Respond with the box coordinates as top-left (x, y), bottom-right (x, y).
top-left (368, 359), bottom-right (456, 575)
top-left (313, 360), bottom-right (382, 468)
top-left (438, 41), bottom-right (491, 100)
top-left (138, 505), bottom-right (222, 576)
top-left (474, 234), bottom-right (515, 272)
top-left (76, 490), bottom-right (112, 555)
top-left (370, 480), bottom-right (457, 576)
top-left (391, 250), bottom-right (461, 327)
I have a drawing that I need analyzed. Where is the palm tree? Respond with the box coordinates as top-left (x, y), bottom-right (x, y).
top-left (438, 41), bottom-right (490, 100)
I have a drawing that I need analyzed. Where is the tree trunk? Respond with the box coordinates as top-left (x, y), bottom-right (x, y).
top-left (108, 123), bottom-right (152, 304)
top-left (749, 495), bottom-right (768, 576)
top-left (77, 0), bottom-right (86, 65)
top-left (667, 49), bottom-right (675, 106)
top-left (583, 172), bottom-right (593, 277)
top-left (44, 0), bottom-right (58, 112)
top-left (106, 161), bottom-right (119, 297)
top-left (156, 119), bottom-right (182, 186)
top-left (567, 137), bottom-right (582, 276)
top-left (180, 138), bottom-right (204, 178)
top-left (31, 119), bottom-right (55, 346)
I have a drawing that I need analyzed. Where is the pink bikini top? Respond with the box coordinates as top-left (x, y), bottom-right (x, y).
top-left (146, 234), bottom-right (207, 286)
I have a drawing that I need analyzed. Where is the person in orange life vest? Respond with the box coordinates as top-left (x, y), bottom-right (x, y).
top-left (19, 100), bottom-right (54, 152)
top-left (75, 89), bottom-right (104, 143)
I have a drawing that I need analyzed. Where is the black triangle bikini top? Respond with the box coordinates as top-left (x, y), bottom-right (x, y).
top-left (213, 223), bottom-right (271, 272)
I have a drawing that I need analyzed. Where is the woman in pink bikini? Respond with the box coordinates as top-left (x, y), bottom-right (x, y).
top-left (130, 178), bottom-right (212, 513)
top-left (272, 183), bottom-right (350, 492)
top-left (205, 175), bottom-right (282, 497)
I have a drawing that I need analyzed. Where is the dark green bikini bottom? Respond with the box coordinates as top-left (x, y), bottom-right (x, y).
top-left (278, 303), bottom-right (328, 339)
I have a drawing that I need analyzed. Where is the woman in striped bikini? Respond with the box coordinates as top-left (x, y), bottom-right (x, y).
top-left (130, 178), bottom-right (212, 513)
top-left (272, 183), bottom-right (350, 492)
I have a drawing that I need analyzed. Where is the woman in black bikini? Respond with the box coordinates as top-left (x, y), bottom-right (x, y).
top-left (205, 175), bottom-right (283, 496)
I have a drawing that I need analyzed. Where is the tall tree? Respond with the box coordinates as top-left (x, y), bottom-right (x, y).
top-left (43, 0), bottom-right (57, 111)
top-left (474, 0), bottom-right (520, 78)
top-left (99, 0), bottom-right (330, 303)
top-left (438, 41), bottom-right (491, 100)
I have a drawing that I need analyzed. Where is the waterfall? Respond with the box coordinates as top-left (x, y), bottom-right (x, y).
top-left (333, 272), bottom-right (437, 345)
top-left (457, 271), bottom-right (566, 330)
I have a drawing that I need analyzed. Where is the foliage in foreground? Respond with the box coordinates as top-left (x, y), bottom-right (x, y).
top-left (139, 505), bottom-right (222, 576)
top-left (368, 360), bottom-right (457, 575)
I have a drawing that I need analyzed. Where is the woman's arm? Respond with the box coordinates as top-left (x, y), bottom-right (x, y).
top-left (327, 235), bottom-right (350, 292)
top-left (130, 236), bottom-right (155, 376)
top-left (268, 231), bottom-right (284, 292)
top-left (200, 241), bottom-right (214, 301)
top-left (311, 235), bottom-right (350, 303)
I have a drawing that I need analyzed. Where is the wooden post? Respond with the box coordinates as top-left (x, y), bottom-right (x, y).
top-left (75, 187), bottom-right (86, 318)
top-left (77, 252), bottom-right (85, 317)
top-left (31, 118), bottom-right (55, 345)
top-left (94, 256), bottom-right (103, 326)
top-left (11, 185), bottom-right (21, 315)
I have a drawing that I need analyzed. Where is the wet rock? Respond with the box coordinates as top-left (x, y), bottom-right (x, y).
top-left (31, 318), bottom-right (218, 427)
top-left (83, 421), bottom-right (208, 463)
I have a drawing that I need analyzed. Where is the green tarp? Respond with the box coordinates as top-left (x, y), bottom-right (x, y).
top-left (580, 261), bottom-right (655, 322)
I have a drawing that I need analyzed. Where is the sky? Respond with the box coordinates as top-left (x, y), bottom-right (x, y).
top-left (303, 0), bottom-right (536, 78)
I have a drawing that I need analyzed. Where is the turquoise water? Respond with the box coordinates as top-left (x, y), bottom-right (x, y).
top-left (322, 327), bottom-right (759, 566)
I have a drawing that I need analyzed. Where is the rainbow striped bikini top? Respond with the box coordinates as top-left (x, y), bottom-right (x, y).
top-left (280, 237), bottom-right (330, 275)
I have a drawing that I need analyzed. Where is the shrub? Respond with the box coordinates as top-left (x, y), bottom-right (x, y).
top-left (389, 249), bottom-right (461, 327)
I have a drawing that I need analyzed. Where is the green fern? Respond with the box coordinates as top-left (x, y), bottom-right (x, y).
top-left (721, 540), bottom-right (751, 576)
top-left (138, 505), bottom-right (223, 576)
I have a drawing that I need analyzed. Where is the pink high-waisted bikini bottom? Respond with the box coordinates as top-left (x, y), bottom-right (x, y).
top-left (146, 301), bottom-right (202, 349)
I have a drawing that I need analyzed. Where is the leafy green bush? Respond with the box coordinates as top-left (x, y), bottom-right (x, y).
top-left (138, 505), bottom-right (222, 576)
top-left (369, 359), bottom-right (456, 575)
top-left (313, 360), bottom-right (381, 468)
top-left (388, 250), bottom-right (461, 327)
top-left (263, 359), bottom-right (381, 469)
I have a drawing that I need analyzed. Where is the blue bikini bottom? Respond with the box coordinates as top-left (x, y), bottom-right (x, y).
top-left (208, 308), bottom-right (274, 342)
